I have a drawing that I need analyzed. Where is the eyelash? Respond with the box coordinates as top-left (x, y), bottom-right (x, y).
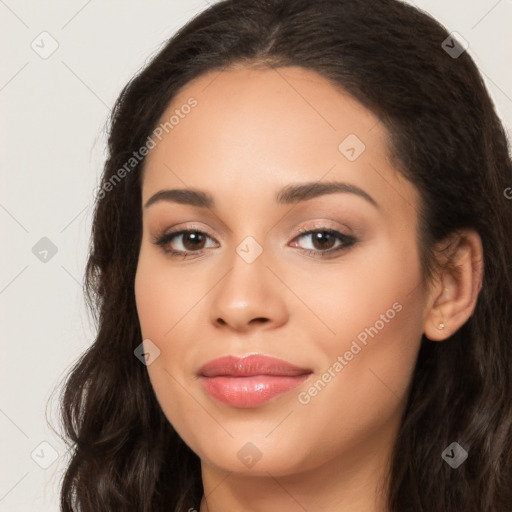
top-left (152, 225), bottom-right (357, 260)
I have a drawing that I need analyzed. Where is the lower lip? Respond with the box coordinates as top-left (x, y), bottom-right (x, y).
top-left (201, 375), bottom-right (311, 408)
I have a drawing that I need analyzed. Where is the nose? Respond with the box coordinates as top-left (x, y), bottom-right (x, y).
top-left (209, 246), bottom-right (288, 333)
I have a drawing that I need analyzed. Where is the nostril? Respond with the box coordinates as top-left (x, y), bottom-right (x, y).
top-left (251, 317), bottom-right (269, 324)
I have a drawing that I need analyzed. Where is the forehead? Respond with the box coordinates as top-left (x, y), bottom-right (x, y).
top-left (147, 65), bottom-right (383, 163)
top-left (141, 65), bottom-right (416, 216)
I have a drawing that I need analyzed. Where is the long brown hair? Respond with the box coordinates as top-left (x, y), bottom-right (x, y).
top-left (58, 0), bottom-right (512, 510)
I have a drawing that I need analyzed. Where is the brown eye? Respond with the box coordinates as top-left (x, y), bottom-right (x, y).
top-left (291, 228), bottom-right (357, 257)
top-left (309, 231), bottom-right (338, 250)
top-left (180, 232), bottom-right (207, 251)
top-left (153, 229), bottom-right (218, 257)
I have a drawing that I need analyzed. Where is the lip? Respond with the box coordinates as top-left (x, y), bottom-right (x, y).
top-left (198, 355), bottom-right (312, 408)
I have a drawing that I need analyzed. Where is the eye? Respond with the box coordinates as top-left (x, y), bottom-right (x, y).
top-left (152, 228), bottom-right (218, 259)
top-left (289, 227), bottom-right (357, 258)
top-left (152, 225), bottom-right (358, 260)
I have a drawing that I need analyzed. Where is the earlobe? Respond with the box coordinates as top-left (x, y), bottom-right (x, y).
top-left (423, 230), bottom-right (484, 342)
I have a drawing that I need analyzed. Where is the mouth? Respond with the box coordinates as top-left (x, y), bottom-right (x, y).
top-left (198, 354), bottom-right (313, 408)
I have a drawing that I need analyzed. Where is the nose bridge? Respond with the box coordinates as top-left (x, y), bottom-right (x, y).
top-left (209, 233), bottom-right (287, 331)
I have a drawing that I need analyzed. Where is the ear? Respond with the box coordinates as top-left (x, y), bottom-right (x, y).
top-left (423, 229), bottom-right (484, 342)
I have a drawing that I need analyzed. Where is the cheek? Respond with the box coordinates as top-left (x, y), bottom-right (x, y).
top-left (134, 247), bottom-right (206, 339)
top-left (134, 268), bottom-right (189, 447)
top-left (330, 239), bottom-right (424, 375)
top-left (295, 241), bottom-right (425, 439)
top-left (288, 233), bottom-right (424, 355)
top-left (134, 249), bottom-right (215, 445)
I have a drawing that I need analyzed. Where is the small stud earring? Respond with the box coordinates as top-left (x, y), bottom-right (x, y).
top-left (439, 322), bottom-right (445, 330)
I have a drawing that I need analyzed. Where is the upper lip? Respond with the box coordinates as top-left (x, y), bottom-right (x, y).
top-left (198, 355), bottom-right (312, 377)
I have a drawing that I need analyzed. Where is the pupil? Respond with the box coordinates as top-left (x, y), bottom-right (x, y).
top-left (184, 232), bottom-right (204, 250)
top-left (313, 232), bottom-right (334, 250)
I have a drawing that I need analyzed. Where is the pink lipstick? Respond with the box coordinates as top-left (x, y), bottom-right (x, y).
top-left (198, 355), bottom-right (312, 408)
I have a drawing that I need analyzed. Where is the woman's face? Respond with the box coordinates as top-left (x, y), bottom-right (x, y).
top-left (135, 65), bottom-right (428, 478)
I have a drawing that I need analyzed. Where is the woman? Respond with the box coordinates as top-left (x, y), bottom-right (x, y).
top-left (59, 0), bottom-right (512, 510)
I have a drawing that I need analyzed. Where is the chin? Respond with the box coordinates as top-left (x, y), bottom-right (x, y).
top-left (189, 433), bottom-right (313, 477)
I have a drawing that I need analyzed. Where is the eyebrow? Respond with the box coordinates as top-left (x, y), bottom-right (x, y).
top-left (144, 181), bottom-right (379, 209)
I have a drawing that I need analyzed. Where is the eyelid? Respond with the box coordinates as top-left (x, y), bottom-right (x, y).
top-left (153, 220), bottom-right (351, 243)
top-left (291, 220), bottom-right (354, 238)
top-left (151, 223), bottom-right (218, 245)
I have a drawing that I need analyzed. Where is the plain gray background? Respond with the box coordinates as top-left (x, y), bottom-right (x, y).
top-left (1, 1), bottom-right (511, 510)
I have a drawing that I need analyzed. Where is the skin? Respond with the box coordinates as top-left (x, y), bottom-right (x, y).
top-left (134, 65), bottom-right (483, 511)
